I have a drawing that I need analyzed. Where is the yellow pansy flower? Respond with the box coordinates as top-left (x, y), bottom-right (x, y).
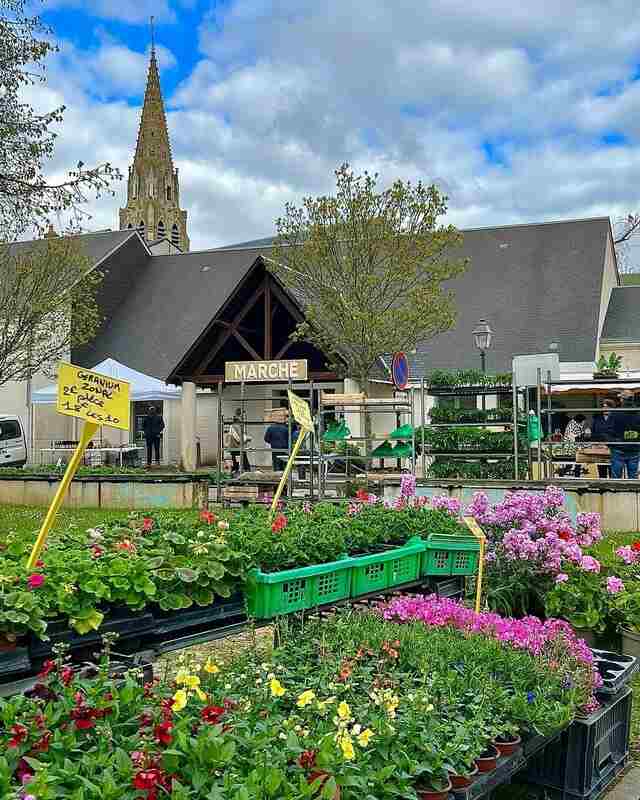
top-left (357, 728), bottom-right (374, 747)
top-left (340, 735), bottom-right (355, 760)
top-left (337, 701), bottom-right (351, 720)
top-left (172, 689), bottom-right (188, 711)
top-left (204, 658), bottom-right (220, 674)
top-left (270, 678), bottom-right (286, 697)
top-left (183, 674), bottom-right (201, 690)
top-left (175, 668), bottom-right (190, 685)
top-left (195, 687), bottom-right (208, 702)
top-left (296, 690), bottom-right (316, 708)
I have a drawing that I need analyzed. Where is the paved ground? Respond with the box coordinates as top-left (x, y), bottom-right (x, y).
top-left (606, 766), bottom-right (640, 799)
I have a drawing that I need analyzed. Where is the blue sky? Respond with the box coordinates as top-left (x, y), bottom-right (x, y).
top-left (32, 1), bottom-right (640, 256)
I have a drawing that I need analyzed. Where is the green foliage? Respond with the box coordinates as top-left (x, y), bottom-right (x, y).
top-left (595, 352), bottom-right (622, 374)
top-left (428, 458), bottom-right (527, 480)
top-left (427, 370), bottom-right (512, 389)
top-left (545, 567), bottom-right (611, 633)
top-left (419, 426), bottom-right (525, 454)
top-left (427, 406), bottom-right (520, 425)
top-left (270, 163), bottom-right (467, 390)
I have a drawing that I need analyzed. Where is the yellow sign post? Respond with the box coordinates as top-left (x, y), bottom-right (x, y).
top-left (269, 392), bottom-right (314, 516)
top-left (464, 516), bottom-right (487, 613)
top-left (26, 363), bottom-right (130, 570)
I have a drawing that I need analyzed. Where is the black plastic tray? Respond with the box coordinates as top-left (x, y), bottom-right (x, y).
top-left (152, 594), bottom-right (246, 636)
top-left (591, 648), bottom-right (638, 696)
top-left (0, 647), bottom-right (31, 679)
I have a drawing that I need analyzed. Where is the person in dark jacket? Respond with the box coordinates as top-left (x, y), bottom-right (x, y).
top-left (590, 399), bottom-right (616, 478)
top-left (264, 421), bottom-right (290, 471)
top-left (142, 405), bottom-right (165, 467)
top-left (611, 391), bottom-right (640, 479)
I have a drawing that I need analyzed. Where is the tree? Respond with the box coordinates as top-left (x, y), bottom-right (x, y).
top-left (613, 214), bottom-right (640, 274)
top-left (269, 164), bottom-right (467, 393)
top-left (0, 235), bottom-right (101, 387)
top-left (0, 0), bottom-right (120, 239)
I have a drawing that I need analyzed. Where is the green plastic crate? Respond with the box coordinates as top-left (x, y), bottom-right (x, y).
top-left (351, 537), bottom-right (425, 596)
top-left (422, 533), bottom-right (480, 577)
top-left (245, 556), bottom-right (354, 619)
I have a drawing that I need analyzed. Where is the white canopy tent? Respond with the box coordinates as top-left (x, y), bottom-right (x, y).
top-left (32, 358), bottom-right (181, 405)
top-left (30, 358), bottom-right (181, 460)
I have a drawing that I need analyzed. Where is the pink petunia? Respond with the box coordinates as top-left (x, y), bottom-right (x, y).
top-left (27, 574), bottom-right (45, 590)
top-left (555, 573), bottom-right (569, 584)
top-left (606, 576), bottom-right (625, 595)
top-left (579, 556), bottom-right (601, 574)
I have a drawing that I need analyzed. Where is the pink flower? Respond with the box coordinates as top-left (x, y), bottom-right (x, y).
top-left (579, 556), bottom-right (601, 574)
top-left (27, 574), bottom-right (45, 590)
top-left (555, 573), bottom-right (569, 584)
top-left (141, 517), bottom-right (155, 532)
top-left (615, 546), bottom-right (638, 566)
top-left (606, 576), bottom-right (625, 595)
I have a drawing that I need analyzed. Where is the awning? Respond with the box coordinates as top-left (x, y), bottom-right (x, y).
top-left (32, 358), bottom-right (182, 404)
top-left (546, 373), bottom-right (640, 394)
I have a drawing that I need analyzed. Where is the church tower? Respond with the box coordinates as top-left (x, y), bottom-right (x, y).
top-left (119, 38), bottom-right (189, 251)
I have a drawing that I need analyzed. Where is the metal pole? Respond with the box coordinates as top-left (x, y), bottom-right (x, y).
top-left (536, 368), bottom-right (542, 480)
top-left (410, 389), bottom-right (416, 476)
top-left (481, 350), bottom-right (486, 411)
top-left (239, 381), bottom-right (245, 477)
top-left (524, 388), bottom-right (532, 480)
top-left (546, 369), bottom-right (553, 482)
top-left (512, 372), bottom-right (518, 480)
top-left (309, 380), bottom-right (315, 501)
top-left (217, 380), bottom-right (223, 502)
top-left (421, 378), bottom-right (426, 480)
top-left (318, 389), bottom-right (325, 500)
top-left (287, 376), bottom-right (293, 498)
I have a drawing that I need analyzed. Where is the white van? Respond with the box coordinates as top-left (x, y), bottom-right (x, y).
top-left (0, 416), bottom-right (27, 467)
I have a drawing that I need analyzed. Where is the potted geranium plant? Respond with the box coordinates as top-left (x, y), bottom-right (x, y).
top-left (593, 353), bottom-right (622, 379)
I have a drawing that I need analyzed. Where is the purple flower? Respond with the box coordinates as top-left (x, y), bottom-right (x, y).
top-left (606, 576), bottom-right (625, 595)
top-left (615, 546), bottom-right (638, 566)
top-left (400, 473), bottom-right (416, 499)
top-left (579, 556), bottom-right (601, 574)
top-left (555, 573), bottom-right (569, 584)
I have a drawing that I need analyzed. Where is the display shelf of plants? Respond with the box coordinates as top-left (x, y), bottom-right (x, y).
top-left (418, 372), bottom-right (527, 480)
top-left (317, 392), bottom-right (417, 492)
top-left (426, 368), bottom-right (515, 396)
top-left (0, 493), bottom-right (481, 681)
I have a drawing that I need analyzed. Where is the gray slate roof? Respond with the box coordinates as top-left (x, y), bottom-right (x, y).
top-left (601, 286), bottom-right (640, 342)
top-left (221, 218), bottom-right (614, 377)
top-left (8, 229), bottom-right (140, 265)
top-left (76, 247), bottom-right (261, 380)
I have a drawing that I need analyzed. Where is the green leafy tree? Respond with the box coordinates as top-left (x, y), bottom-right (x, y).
top-left (0, 0), bottom-right (120, 238)
top-left (269, 164), bottom-right (467, 393)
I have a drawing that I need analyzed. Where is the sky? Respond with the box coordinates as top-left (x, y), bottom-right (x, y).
top-left (30, 0), bottom-right (640, 253)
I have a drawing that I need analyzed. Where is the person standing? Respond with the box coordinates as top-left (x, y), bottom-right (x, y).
top-left (589, 399), bottom-right (616, 478)
top-left (143, 405), bottom-right (165, 468)
top-left (611, 390), bottom-right (640, 479)
top-left (227, 410), bottom-right (252, 475)
top-left (264, 418), bottom-right (290, 471)
top-left (562, 414), bottom-right (587, 477)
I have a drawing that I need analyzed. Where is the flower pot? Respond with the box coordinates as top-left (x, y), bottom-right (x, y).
top-left (475, 744), bottom-right (499, 773)
top-left (416, 779), bottom-right (452, 800)
top-left (492, 734), bottom-right (521, 757)
top-left (308, 771), bottom-right (340, 800)
top-left (449, 764), bottom-right (479, 789)
top-left (621, 628), bottom-right (640, 660)
top-left (0, 633), bottom-right (18, 652)
top-left (571, 627), bottom-right (599, 649)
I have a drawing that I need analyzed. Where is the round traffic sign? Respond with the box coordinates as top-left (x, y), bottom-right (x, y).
top-left (392, 352), bottom-right (409, 390)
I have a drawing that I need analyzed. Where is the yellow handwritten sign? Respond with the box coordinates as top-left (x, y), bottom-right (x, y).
top-left (56, 362), bottom-right (131, 431)
top-left (287, 390), bottom-right (313, 431)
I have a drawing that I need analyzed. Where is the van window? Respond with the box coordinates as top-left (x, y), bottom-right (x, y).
top-left (0, 420), bottom-right (22, 441)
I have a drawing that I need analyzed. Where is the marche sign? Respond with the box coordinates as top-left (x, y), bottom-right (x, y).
top-left (26, 363), bottom-right (131, 569)
top-left (270, 391), bottom-right (314, 515)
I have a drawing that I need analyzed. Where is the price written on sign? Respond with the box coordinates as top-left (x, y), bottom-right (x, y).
top-left (56, 362), bottom-right (131, 431)
top-left (287, 390), bottom-right (313, 431)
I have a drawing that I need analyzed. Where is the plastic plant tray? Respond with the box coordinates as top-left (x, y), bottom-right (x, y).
top-left (350, 538), bottom-right (425, 596)
top-left (0, 647), bottom-right (31, 680)
top-left (153, 594), bottom-right (246, 636)
top-left (591, 648), bottom-right (638, 696)
top-left (422, 532), bottom-right (480, 577)
top-left (245, 556), bottom-right (354, 619)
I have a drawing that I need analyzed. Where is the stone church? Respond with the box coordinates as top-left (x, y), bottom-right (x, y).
top-left (118, 44), bottom-right (189, 251)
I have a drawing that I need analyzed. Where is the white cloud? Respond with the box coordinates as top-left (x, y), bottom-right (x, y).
top-left (42, 0), bottom-right (177, 24)
top-left (27, 0), bottom-right (640, 255)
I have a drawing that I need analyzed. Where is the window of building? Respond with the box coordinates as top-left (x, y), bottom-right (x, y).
top-left (166, 185), bottom-right (172, 201)
top-left (171, 223), bottom-right (179, 245)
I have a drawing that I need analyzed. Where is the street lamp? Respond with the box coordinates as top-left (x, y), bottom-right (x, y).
top-left (473, 319), bottom-right (493, 373)
top-left (473, 319), bottom-right (493, 412)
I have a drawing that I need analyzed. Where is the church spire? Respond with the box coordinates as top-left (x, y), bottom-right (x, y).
top-left (119, 25), bottom-right (189, 252)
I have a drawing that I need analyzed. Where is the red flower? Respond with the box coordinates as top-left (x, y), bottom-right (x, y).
top-left (271, 513), bottom-right (288, 533)
top-left (154, 720), bottom-right (173, 745)
top-left (558, 531), bottom-right (572, 542)
top-left (15, 758), bottom-right (33, 783)
top-left (38, 659), bottom-right (56, 678)
top-left (70, 704), bottom-right (97, 730)
top-left (298, 749), bottom-right (318, 769)
top-left (223, 697), bottom-right (238, 711)
top-left (142, 517), bottom-right (155, 532)
top-left (33, 731), bottom-right (52, 752)
top-left (356, 488), bottom-right (370, 502)
top-left (160, 698), bottom-right (174, 719)
top-left (27, 573), bottom-right (45, 590)
top-left (200, 510), bottom-right (216, 524)
top-left (35, 559), bottom-right (45, 567)
top-left (116, 539), bottom-right (136, 553)
top-left (91, 545), bottom-right (104, 559)
top-left (8, 724), bottom-right (28, 748)
top-left (632, 540), bottom-right (640, 552)
top-left (133, 769), bottom-right (163, 790)
top-left (201, 705), bottom-right (225, 724)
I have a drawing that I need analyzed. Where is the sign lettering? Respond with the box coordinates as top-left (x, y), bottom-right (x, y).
top-left (225, 359), bottom-right (308, 383)
top-left (56, 362), bottom-right (131, 431)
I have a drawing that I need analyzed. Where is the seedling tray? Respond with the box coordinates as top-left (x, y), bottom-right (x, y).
top-left (591, 648), bottom-right (638, 696)
top-left (246, 556), bottom-right (354, 619)
top-left (153, 594), bottom-right (246, 636)
top-left (351, 538), bottom-right (424, 595)
top-left (0, 647), bottom-right (31, 679)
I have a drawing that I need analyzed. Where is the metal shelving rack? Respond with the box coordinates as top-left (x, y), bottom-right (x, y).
top-left (316, 391), bottom-right (415, 499)
top-left (420, 378), bottom-right (530, 479)
top-left (536, 372), bottom-right (640, 479)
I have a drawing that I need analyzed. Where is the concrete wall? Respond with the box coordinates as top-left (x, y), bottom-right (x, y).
top-left (0, 478), bottom-right (207, 509)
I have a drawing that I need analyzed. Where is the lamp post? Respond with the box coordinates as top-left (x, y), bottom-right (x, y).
top-left (473, 319), bottom-right (493, 411)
